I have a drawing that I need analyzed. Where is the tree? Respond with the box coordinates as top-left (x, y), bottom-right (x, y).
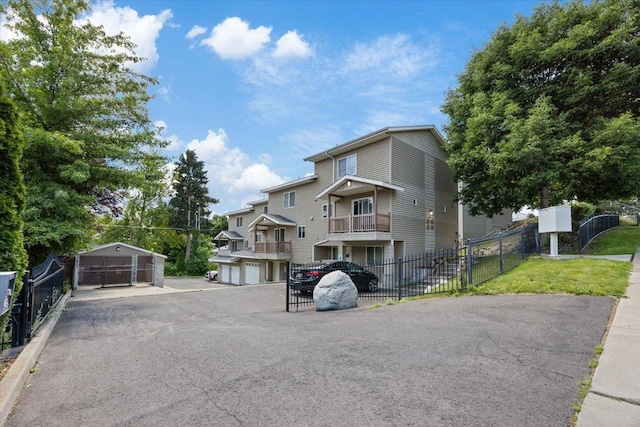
top-left (0, 88), bottom-right (28, 340)
top-left (441, 0), bottom-right (640, 217)
top-left (0, 0), bottom-right (164, 262)
top-left (0, 89), bottom-right (28, 276)
top-left (169, 150), bottom-right (219, 261)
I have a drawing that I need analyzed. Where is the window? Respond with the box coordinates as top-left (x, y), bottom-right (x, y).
top-left (338, 154), bottom-right (356, 177)
top-left (274, 228), bottom-right (285, 242)
top-left (231, 241), bottom-right (238, 251)
top-left (236, 217), bottom-right (243, 227)
top-left (263, 206), bottom-right (268, 214)
top-left (353, 197), bottom-right (373, 215)
top-left (366, 246), bottom-right (384, 265)
top-left (284, 191), bottom-right (295, 208)
top-left (297, 225), bottom-right (306, 239)
top-left (322, 203), bottom-right (335, 218)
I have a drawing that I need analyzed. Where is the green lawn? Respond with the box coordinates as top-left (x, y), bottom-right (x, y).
top-left (468, 226), bottom-right (640, 297)
top-left (585, 225), bottom-right (640, 255)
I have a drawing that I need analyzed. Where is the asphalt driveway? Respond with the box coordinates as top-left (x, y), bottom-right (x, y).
top-left (5, 283), bottom-right (614, 426)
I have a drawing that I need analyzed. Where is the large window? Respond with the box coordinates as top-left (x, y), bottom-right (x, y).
top-left (338, 154), bottom-right (356, 177)
top-left (366, 246), bottom-right (384, 265)
top-left (353, 197), bottom-right (373, 215)
top-left (284, 191), bottom-right (295, 208)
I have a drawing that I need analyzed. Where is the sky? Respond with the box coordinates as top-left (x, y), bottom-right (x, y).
top-left (4, 0), bottom-right (553, 216)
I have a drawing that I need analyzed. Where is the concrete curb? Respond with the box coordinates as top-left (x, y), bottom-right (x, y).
top-left (0, 291), bottom-right (71, 427)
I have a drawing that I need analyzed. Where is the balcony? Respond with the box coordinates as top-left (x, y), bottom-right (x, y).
top-left (254, 241), bottom-right (291, 254)
top-left (329, 213), bottom-right (390, 233)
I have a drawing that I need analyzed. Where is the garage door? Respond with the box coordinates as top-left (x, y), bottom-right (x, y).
top-left (245, 262), bottom-right (260, 285)
top-left (231, 266), bottom-right (240, 285)
top-left (220, 265), bottom-right (230, 283)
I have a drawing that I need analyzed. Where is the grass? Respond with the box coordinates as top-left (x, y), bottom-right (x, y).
top-left (585, 225), bottom-right (640, 255)
top-left (467, 225), bottom-right (640, 297)
top-left (468, 257), bottom-right (631, 296)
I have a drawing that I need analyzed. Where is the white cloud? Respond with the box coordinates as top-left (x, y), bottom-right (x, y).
top-left (85, 1), bottom-right (172, 73)
top-left (201, 17), bottom-right (271, 60)
top-left (183, 129), bottom-right (289, 212)
top-left (273, 30), bottom-right (312, 59)
top-left (0, 9), bottom-right (20, 41)
top-left (342, 34), bottom-right (433, 79)
top-left (186, 25), bottom-right (207, 39)
top-left (231, 164), bottom-right (285, 194)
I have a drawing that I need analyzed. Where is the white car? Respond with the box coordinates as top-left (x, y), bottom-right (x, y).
top-left (205, 270), bottom-right (218, 281)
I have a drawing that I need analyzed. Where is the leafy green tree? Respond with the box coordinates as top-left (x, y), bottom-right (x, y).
top-left (0, 0), bottom-right (163, 262)
top-left (169, 150), bottom-right (218, 261)
top-left (441, 0), bottom-right (640, 217)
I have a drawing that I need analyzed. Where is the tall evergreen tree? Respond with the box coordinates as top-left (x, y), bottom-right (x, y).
top-left (0, 0), bottom-right (164, 262)
top-left (0, 87), bottom-right (28, 338)
top-left (169, 150), bottom-right (218, 261)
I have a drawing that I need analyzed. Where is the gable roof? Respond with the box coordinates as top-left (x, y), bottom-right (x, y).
top-left (78, 241), bottom-right (167, 258)
top-left (248, 213), bottom-right (297, 230)
top-left (261, 174), bottom-right (318, 194)
top-left (315, 175), bottom-right (404, 201)
top-left (304, 125), bottom-right (445, 163)
top-left (213, 230), bottom-right (244, 241)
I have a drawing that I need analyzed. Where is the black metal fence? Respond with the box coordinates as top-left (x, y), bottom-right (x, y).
top-left (286, 224), bottom-right (540, 312)
top-left (578, 214), bottom-right (620, 254)
top-left (2, 254), bottom-right (66, 350)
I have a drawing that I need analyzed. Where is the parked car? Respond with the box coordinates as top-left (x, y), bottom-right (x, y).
top-left (205, 270), bottom-right (218, 281)
top-left (291, 261), bottom-right (378, 293)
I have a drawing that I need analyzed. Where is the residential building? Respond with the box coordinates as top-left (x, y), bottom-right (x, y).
top-left (212, 125), bottom-right (511, 285)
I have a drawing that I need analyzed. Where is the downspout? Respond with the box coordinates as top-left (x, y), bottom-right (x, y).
top-left (325, 151), bottom-right (336, 234)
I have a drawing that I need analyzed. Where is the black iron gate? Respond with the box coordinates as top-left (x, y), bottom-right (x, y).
top-left (2, 254), bottom-right (66, 349)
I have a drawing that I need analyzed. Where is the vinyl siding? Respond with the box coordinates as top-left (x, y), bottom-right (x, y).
top-left (334, 138), bottom-right (391, 182)
top-left (265, 180), bottom-right (323, 263)
top-left (390, 138), bottom-right (427, 255)
top-left (462, 205), bottom-right (513, 240)
top-left (434, 158), bottom-right (459, 248)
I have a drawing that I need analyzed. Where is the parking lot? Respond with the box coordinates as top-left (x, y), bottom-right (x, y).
top-left (6, 281), bottom-right (614, 426)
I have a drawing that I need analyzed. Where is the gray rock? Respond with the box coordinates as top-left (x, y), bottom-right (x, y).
top-left (313, 270), bottom-right (358, 311)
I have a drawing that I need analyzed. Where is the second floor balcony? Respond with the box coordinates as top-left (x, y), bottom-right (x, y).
top-left (254, 241), bottom-right (291, 254)
top-left (329, 213), bottom-right (390, 233)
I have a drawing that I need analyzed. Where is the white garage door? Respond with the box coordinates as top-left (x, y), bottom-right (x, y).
top-left (220, 265), bottom-right (231, 283)
top-left (245, 262), bottom-right (260, 285)
top-left (231, 266), bottom-right (240, 285)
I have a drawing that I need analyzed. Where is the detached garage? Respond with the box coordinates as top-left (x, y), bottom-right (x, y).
top-left (73, 242), bottom-right (167, 289)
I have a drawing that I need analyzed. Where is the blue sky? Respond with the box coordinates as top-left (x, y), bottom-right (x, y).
top-left (4, 0), bottom-right (551, 216)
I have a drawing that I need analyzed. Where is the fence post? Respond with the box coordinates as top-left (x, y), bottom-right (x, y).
top-left (285, 261), bottom-right (290, 312)
top-left (499, 233), bottom-right (504, 274)
top-left (466, 239), bottom-right (473, 286)
top-left (397, 257), bottom-right (403, 301)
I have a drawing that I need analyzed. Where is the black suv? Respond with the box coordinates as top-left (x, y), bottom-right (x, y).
top-left (291, 261), bottom-right (379, 293)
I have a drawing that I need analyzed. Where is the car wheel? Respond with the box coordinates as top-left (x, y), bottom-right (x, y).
top-left (367, 279), bottom-right (379, 293)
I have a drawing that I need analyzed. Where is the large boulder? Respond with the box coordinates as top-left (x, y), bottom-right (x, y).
top-left (313, 270), bottom-right (358, 311)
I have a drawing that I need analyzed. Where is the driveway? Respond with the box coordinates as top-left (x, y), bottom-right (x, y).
top-left (5, 283), bottom-right (613, 426)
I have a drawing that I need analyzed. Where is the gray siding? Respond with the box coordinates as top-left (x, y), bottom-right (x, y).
top-left (434, 158), bottom-right (459, 249)
top-left (390, 138), bottom-right (427, 255)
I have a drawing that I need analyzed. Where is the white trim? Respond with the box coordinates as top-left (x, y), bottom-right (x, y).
top-left (315, 175), bottom-right (404, 200)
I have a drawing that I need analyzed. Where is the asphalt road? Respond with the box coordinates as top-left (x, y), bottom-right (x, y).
top-left (5, 284), bottom-right (614, 426)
